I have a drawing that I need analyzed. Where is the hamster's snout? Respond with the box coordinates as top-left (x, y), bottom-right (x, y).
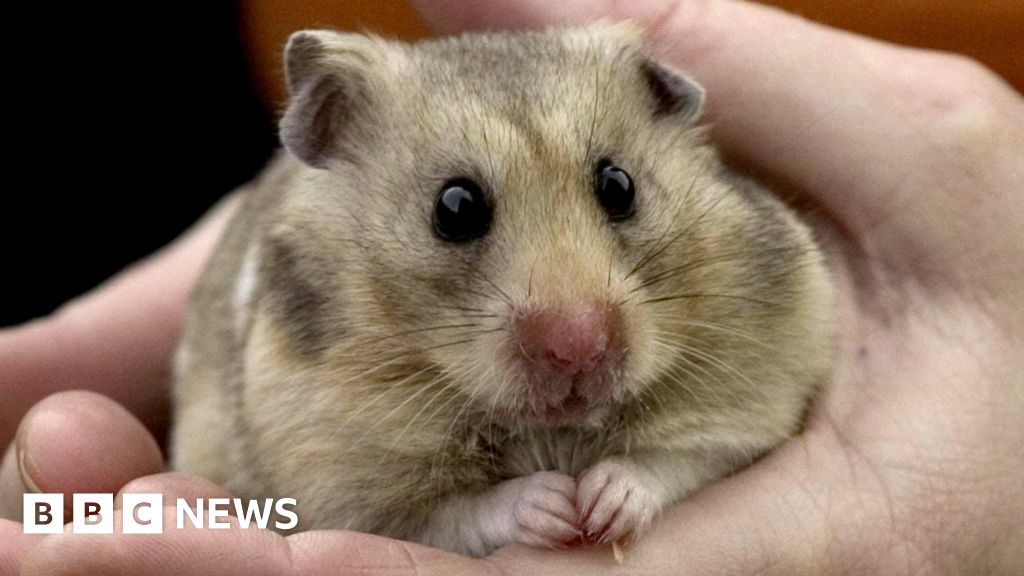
top-left (511, 303), bottom-right (626, 425)
top-left (516, 306), bottom-right (614, 373)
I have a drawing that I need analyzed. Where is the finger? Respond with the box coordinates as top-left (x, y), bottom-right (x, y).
top-left (0, 192), bottom-right (240, 448)
top-left (411, 0), bottom-right (1024, 282)
top-left (21, 519), bottom-right (491, 576)
top-left (115, 473), bottom-right (234, 511)
top-left (0, 444), bottom-right (23, 520)
top-left (1, 519), bottom-right (44, 576)
top-left (0, 391), bottom-right (163, 521)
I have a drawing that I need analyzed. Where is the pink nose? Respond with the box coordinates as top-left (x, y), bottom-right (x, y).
top-left (515, 305), bottom-right (617, 374)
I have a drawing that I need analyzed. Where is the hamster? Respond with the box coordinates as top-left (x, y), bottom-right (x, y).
top-left (171, 23), bottom-right (834, 557)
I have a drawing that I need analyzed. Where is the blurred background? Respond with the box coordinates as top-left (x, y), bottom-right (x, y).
top-left (3, 1), bottom-right (1021, 326)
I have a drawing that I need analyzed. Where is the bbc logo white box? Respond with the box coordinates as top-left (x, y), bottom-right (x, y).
top-left (73, 493), bottom-right (114, 534)
top-left (23, 493), bottom-right (64, 534)
top-left (122, 493), bottom-right (163, 534)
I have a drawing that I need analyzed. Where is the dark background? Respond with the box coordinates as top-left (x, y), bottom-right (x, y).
top-left (2, 2), bottom-right (277, 327)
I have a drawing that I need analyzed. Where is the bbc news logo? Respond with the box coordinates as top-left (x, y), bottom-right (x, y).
top-left (23, 494), bottom-right (298, 534)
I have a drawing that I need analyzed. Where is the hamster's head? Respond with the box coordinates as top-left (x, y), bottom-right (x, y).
top-left (275, 24), bottom-right (831, 430)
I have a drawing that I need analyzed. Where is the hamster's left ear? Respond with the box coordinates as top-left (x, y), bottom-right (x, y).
top-left (280, 30), bottom-right (394, 169)
top-left (641, 60), bottom-right (706, 123)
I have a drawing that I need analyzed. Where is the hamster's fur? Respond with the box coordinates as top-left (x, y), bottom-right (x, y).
top-left (172, 24), bottom-right (834, 557)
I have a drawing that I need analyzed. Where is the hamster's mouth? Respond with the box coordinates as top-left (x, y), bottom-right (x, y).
top-left (505, 380), bottom-right (616, 428)
top-left (538, 388), bottom-right (603, 426)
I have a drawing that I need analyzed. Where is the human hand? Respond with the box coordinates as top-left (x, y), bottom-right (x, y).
top-left (4, 0), bottom-right (1023, 574)
top-left (0, 193), bottom-right (240, 574)
top-left (1, 391), bottom-right (493, 576)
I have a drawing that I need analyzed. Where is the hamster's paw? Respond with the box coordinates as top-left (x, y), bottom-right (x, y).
top-left (577, 459), bottom-right (660, 544)
top-left (508, 471), bottom-right (580, 549)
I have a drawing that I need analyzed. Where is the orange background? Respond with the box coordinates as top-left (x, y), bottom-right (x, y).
top-left (238, 0), bottom-right (1024, 108)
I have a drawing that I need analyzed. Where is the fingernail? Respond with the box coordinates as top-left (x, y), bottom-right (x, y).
top-left (17, 442), bottom-right (43, 493)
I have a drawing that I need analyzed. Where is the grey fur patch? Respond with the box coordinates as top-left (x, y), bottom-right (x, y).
top-left (261, 238), bottom-right (329, 355)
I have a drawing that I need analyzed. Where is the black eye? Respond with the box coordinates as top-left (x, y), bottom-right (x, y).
top-left (433, 178), bottom-right (492, 241)
top-left (595, 160), bottom-right (635, 220)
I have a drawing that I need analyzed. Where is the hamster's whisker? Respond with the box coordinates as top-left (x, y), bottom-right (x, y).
top-left (434, 304), bottom-right (491, 314)
top-left (634, 354), bottom-right (677, 413)
top-left (468, 268), bottom-right (514, 305)
top-left (457, 312), bottom-right (502, 320)
top-left (430, 363), bottom-right (492, 471)
top-left (660, 365), bottom-right (723, 415)
top-left (643, 342), bottom-right (709, 411)
top-left (478, 116), bottom-right (498, 184)
top-left (342, 335), bottom-right (486, 388)
top-left (659, 353), bottom-right (739, 413)
top-left (581, 45), bottom-right (598, 165)
top-left (606, 251), bottom-right (614, 289)
top-left (671, 343), bottom-right (766, 402)
top-left (528, 255), bottom-right (539, 299)
top-left (654, 368), bottom-right (705, 411)
top-left (613, 291), bottom-right (642, 309)
top-left (624, 158), bottom-right (716, 281)
top-left (429, 396), bottom-right (471, 472)
top-left (377, 373), bottom-right (462, 465)
top-left (627, 248), bottom-right (761, 295)
top-left (331, 352), bottom-right (427, 395)
top-left (444, 327), bottom-right (504, 340)
top-left (625, 201), bottom-right (683, 281)
top-left (366, 329), bottom-right (506, 457)
top-left (656, 318), bottom-right (773, 349)
top-left (414, 337), bottom-right (480, 354)
top-left (329, 364), bottom-right (440, 447)
top-left (640, 185), bottom-right (731, 276)
top-left (462, 286), bottom-right (511, 308)
top-left (346, 367), bottom-right (446, 446)
top-left (322, 342), bottom-right (468, 396)
top-left (479, 370), bottom-right (517, 469)
top-left (638, 293), bottom-right (781, 308)
top-left (353, 323), bottom-right (483, 348)
top-left (650, 331), bottom-right (768, 404)
top-left (431, 304), bottom-right (503, 319)
top-left (656, 338), bottom-right (736, 401)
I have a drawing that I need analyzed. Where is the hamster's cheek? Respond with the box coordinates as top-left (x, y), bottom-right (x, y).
top-left (616, 301), bottom-right (665, 395)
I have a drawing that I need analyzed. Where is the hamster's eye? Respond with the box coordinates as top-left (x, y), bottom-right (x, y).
top-left (433, 179), bottom-right (492, 242)
top-left (595, 160), bottom-right (635, 221)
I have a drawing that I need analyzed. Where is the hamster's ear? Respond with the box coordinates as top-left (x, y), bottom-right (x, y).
top-left (641, 59), bottom-right (706, 123)
top-left (280, 30), bottom-right (389, 169)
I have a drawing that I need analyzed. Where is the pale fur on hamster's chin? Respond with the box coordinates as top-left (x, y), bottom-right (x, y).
top-left (171, 23), bottom-right (834, 557)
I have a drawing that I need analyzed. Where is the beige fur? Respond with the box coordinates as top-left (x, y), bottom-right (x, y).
top-left (172, 24), bottom-right (834, 556)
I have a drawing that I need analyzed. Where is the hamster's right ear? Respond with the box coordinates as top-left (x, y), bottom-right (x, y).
top-left (280, 30), bottom-right (392, 169)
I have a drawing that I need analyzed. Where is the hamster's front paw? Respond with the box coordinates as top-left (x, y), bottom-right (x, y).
top-left (577, 459), bottom-right (661, 543)
top-left (506, 471), bottom-right (580, 549)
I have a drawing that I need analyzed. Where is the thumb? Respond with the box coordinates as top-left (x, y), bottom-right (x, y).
top-left (0, 391), bottom-right (164, 522)
top-left (21, 525), bottom-right (490, 576)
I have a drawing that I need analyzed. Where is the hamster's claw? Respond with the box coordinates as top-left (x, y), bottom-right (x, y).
top-left (577, 459), bottom-right (658, 544)
top-left (510, 471), bottom-right (581, 549)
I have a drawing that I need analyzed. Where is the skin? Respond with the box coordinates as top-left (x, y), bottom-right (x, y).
top-left (1, 0), bottom-right (1022, 574)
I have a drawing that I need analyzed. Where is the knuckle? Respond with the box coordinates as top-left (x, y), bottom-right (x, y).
top-left (887, 49), bottom-right (1015, 162)
top-left (896, 50), bottom-right (1007, 124)
top-left (933, 52), bottom-right (1003, 89)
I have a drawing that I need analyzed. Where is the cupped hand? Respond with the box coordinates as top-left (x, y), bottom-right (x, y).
top-left (3, 0), bottom-right (1022, 574)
